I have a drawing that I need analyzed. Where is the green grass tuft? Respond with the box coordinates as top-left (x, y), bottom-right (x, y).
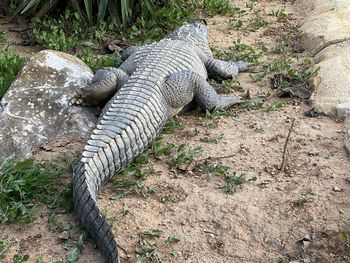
top-left (0, 50), bottom-right (25, 99)
top-left (0, 155), bottom-right (73, 224)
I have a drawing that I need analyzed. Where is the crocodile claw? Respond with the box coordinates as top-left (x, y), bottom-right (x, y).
top-left (68, 91), bottom-right (86, 106)
top-left (235, 61), bottom-right (252, 72)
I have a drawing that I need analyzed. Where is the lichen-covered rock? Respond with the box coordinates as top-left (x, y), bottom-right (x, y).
top-left (0, 50), bottom-right (98, 162)
top-left (298, 0), bottom-right (350, 55)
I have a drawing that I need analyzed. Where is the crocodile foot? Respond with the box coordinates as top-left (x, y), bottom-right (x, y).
top-left (68, 91), bottom-right (87, 106)
top-left (234, 61), bottom-right (252, 72)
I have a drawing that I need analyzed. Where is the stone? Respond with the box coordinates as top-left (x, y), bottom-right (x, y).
top-left (333, 186), bottom-right (341, 192)
top-left (309, 40), bottom-right (350, 115)
top-left (0, 50), bottom-right (98, 162)
top-left (344, 115), bottom-right (350, 153)
top-left (298, 0), bottom-right (350, 55)
top-left (336, 103), bottom-right (350, 118)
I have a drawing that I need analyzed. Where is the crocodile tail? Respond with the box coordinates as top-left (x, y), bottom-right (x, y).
top-left (73, 162), bottom-right (119, 263)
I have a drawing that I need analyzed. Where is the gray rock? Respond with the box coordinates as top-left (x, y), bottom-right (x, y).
top-left (299, 0), bottom-right (350, 55)
top-left (344, 115), bottom-right (350, 153)
top-left (0, 50), bottom-right (98, 162)
top-left (309, 40), bottom-right (350, 115)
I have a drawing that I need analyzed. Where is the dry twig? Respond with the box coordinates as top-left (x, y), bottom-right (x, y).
top-left (279, 118), bottom-right (296, 171)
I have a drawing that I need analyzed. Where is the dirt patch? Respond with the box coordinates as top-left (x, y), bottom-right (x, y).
top-left (1, 1), bottom-right (350, 263)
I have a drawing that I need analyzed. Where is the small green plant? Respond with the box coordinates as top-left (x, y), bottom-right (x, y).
top-left (292, 192), bottom-right (315, 207)
top-left (48, 213), bottom-right (72, 233)
top-left (245, 8), bottom-right (269, 32)
top-left (340, 231), bottom-right (350, 257)
top-left (77, 50), bottom-right (123, 72)
top-left (212, 40), bottom-right (264, 63)
top-left (65, 234), bottom-right (86, 263)
top-left (241, 100), bottom-right (263, 111)
top-left (0, 31), bottom-right (5, 44)
top-left (202, 0), bottom-right (245, 16)
top-left (169, 144), bottom-right (203, 168)
top-left (202, 108), bottom-right (233, 131)
top-left (0, 49), bottom-right (25, 98)
top-left (135, 230), bottom-right (180, 262)
top-left (272, 35), bottom-right (290, 54)
top-left (267, 102), bottom-right (284, 111)
top-left (112, 154), bottom-right (156, 200)
top-left (163, 118), bottom-right (183, 134)
top-left (270, 8), bottom-right (287, 22)
top-left (13, 252), bottom-right (29, 263)
top-left (151, 137), bottom-right (175, 159)
top-left (200, 132), bottom-right (224, 144)
top-left (121, 3), bottom-right (195, 44)
top-left (0, 240), bottom-right (9, 258)
top-left (196, 162), bottom-right (256, 193)
top-left (220, 172), bottom-right (247, 194)
top-left (228, 18), bottom-right (244, 30)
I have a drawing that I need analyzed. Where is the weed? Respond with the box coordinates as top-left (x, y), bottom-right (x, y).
top-left (77, 50), bottom-right (123, 72)
top-left (142, 229), bottom-right (164, 239)
top-left (251, 56), bottom-right (316, 85)
top-left (13, 253), bottom-right (30, 263)
top-left (163, 118), bottom-right (183, 134)
top-left (202, 108), bottom-right (234, 132)
top-left (245, 8), bottom-right (268, 32)
top-left (228, 18), bottom-right (244, 30)
top-left (164, 234), bottom-right (181, 247)
top-left (169, 144), bottom-right (203, 169)
top-left (292, 192), bottom-right (315, 207)
top-left (0, 31), bottom-right (5, 44)
top-left (202, 0), bottom-right (245, 16)
top-left (0, 240), bottom-right (9, 258)
top-left (340, 231), bottom-right (350, 257)
top-left (196, 162), bottom-right (228, 179)
top-left (196, 161), bottom-right (256, 194)
top-left (211, 78), bottom-right (245, 93)
top-left (151, 139), bottom-right (175, 159)
top-left (32, 10), bottom-right (118, 52)
top-left (48, 213), bottom-right (71, 233)
top-left (266, 102), bottom-right (284, 111)
top-left (241, 100), bottom-right (263, 111)
top-left (200, 132), bottom-right (224, 144)
top-left (0, 155), bottom-right (73, 224)
top-left (121, 3), bottom-right (195, 44)
top-left (112, 159), bottom-right (157, 200)
top-left (212, 40), bottom-right (264, 63)
top-left (272, 35), bottom-right (290, 54)
top-left (135, 230), bottom-right (180, 262)
top-left (270, 8), bottom-right (287, 22)
top-left (220, 172), bottom-right (247, 194)
top-left (0, 49), bottom-right (24, 98)
top-left (65, 234), bottom-right (86, 263)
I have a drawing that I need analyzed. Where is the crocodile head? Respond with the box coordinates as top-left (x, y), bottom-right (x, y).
top-left (166, 20), bottom-right (208, 46)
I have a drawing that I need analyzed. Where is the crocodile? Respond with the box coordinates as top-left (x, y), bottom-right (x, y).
top-left (72, 21), bottom-right (249, 263)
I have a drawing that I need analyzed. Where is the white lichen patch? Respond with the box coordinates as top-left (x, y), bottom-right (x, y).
top-left (37, 50), bottom-right (93, 88)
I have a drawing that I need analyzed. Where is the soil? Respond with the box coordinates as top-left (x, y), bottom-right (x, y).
top-left (1, 1), bottom-right (350, 263)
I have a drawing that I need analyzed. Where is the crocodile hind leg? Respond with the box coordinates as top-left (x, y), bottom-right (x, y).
top-left (164, 71), bottom-right (242, 113)
top-left (121, 46), bottom-right (141, 60)
top-left (70, 67), bottom-right (129, 106)
top-left (205, 58), bottom-right (250, 79)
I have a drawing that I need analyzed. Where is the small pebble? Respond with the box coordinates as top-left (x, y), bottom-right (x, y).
top-left (333, 186), bottom-right (341, 192)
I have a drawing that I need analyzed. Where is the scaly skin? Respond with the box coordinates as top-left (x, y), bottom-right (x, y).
top-left (72, 21), bottom-right (249, 263)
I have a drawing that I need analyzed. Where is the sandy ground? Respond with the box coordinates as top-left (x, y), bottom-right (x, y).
top-left (1, 0), bottom-right (350, 262)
